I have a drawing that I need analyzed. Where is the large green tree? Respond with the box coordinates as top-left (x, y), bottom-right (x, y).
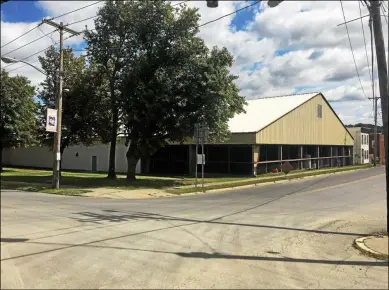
top-left (84, 0), bottom-right (137, 179)
top-left (0, 70), bottom-right (37, 172)
top-left (37, 46), bottom-right (110, 170)
top-left (119, 1), bottom-right (246, 180)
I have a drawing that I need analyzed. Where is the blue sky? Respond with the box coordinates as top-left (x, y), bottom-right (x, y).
top-left (1, 1), bottom-right (46, 22)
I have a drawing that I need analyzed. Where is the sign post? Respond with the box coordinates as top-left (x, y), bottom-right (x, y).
top-left (194, 123), bottom-right (208, 192)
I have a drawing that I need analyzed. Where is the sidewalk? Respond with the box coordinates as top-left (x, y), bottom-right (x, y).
top-left (354, 236), bottom-right (388, 260)
top-left (85, 188), bottom-right (174, 199)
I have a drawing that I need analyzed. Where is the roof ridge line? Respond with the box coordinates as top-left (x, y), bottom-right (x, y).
top-left (248, 92), bottom-right (320, 101)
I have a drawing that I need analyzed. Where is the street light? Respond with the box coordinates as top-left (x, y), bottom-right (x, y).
top-left (205, 1), bottom-right (283, 9)
top-left (267, 0), bottom-right (284, 8)
top-left (1, 56), bottom-right (47, 75)
top-left (206, 0), bottom-right (218, 8)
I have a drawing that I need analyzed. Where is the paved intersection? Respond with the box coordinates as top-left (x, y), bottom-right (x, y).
top-left (1, 167), bottom-right (388, 288)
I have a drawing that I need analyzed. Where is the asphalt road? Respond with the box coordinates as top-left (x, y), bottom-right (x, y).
top-left (1, 167), bottom-right (388, 289)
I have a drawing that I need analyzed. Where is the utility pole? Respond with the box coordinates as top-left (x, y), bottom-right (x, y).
top-left (369, 0), bottom-right (389, 234)
top-left (368, 17), bottom-right (378, 166)
top-left (41, 19), bottom-right (79, 189)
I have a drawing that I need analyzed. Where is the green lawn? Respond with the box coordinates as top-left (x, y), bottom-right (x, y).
top-left (0, 167), bottom-right (248, 190)
top-left (1, 182), bottom-right (90, 196)
top-left (1, 164), bottom-right (373, 195)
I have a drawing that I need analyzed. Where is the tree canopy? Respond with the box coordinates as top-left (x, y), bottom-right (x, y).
top-left (0, 70), bottom-right (37, 172)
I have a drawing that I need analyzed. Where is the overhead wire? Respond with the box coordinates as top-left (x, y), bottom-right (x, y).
top-left (38, 25), bottom-right (56, 45)
top-left (3, 0), bottom-right (191, 70)
top-left (381, 4), bottom-right (388, 24)
top-left (4, 0), bottom-right (256, 74)
top-left (2, 28), bottom-right (58, 56)
top-left (359, 1), bottom-right (372, 83)
top-left (6, 32), bottom-right (83, 74)
top-left (339, 0), bottom-right (369, 100)
top-left (1, 1), bottom-right (103, 49)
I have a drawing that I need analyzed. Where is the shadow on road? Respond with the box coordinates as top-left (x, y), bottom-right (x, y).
top-left (175, 251), bottom-right (389, 266)
top-left (2, 172), bottom-right (378, 267)
top-left (2, 239), bottom-right (388, 267)
top-left (70, 210), bottom-right (367, 237)
top-left (1, 238), bottom-right (29, 243)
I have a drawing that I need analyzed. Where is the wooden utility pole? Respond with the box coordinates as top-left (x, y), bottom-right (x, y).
top-left (368, 17), bottom-right (378, 166)
top-left (41, 19), bottom-right (79, 189)
top-left (369, 0), bottom-right (388, 234)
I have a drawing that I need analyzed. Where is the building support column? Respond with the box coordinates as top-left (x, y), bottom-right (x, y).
top-left (227, 146), bottom-right (231, 174)
top-left (330, 146), bottom-right (334, 167)
top-left (317, 146), bottom-right (320, 169)
top-left (342, 146), bottom-right (346, 166)
top-left (299, 146), bottom-right (303, 169)
top-left (278, 145), bottom-right (283, 172)
top-left (252, 145), bottom-right (260, 177)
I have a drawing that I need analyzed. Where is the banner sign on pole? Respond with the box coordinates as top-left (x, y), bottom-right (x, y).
top-left (46, 108), bottom-right (58, 132)
top-left (197, 154), bottom-right (205, 165)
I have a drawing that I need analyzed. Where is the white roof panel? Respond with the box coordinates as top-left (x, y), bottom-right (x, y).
top-left (228, 92), bottom-right (319, 133)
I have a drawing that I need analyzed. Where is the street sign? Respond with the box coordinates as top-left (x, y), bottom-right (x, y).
top-left (46, 108), bottom-right (58, 132)
top-left (197, 154), bottom-right (205, 165)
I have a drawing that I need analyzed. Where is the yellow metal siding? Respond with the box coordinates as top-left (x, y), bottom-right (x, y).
top-left (172, 132), bottom-right (257, 145)
top-left (256, 95), bottom-right (353, 145)
top-left (223, 133), bottom-right (257, 144)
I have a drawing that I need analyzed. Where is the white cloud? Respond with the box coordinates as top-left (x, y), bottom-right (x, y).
top-left (1, 0), bottom-right (387, 125)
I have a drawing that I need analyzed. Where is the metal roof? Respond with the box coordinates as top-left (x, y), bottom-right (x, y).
top-left (228, 92), bottom-right (320, 133)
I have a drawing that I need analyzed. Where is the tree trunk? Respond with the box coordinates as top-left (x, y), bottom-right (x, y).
top-left (126, 150), bottom-right (139, 181)
top-left (107, 91), bottom-right (118, 179)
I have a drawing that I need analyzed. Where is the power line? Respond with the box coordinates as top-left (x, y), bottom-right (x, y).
top-left (1, 25), bottom-right (41, 49)
top-left (2, 15), bottom-right (95, 69)
top-left (4, 0), bottom-right (252, 74)
top-left (71, 1), bottom-right (260, 53)
top-left (2, 0), bottom-right (190, 64)
top-left (5, 32), bottom-right (83, 73)
top-left (382, 1), bottom-right (388, 10)
top-left (38, 25), bottom-right (56, 45)
top-left (48, 1), bottom-right (103, 21)
top-left (359, 1), bottom-right (372, 83)
top-left (339, 0), bottom-right (369, 100)
top-left (381, 4), bottom-right (388, 24)
top-left (1, 1), bottom-right (103, 49)
top-left (2, 28), bottom-right (58, 56)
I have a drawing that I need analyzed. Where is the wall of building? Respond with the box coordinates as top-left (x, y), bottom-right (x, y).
top-left (348, 127), bottom-right (370, 165)
top-left (2, 143), bottom-right (141, 174)
top-left (256, 94), bottom-right (354, 146)
top-left (360, 133), bottom-right (369, 164)
top-left (369, 133), bottom-right (386, 165)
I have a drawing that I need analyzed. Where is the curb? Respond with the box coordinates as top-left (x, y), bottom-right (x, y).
top-left (169, 166), bottom-right (374, 195)
top-left (354, 236), bottom-right (389, 260)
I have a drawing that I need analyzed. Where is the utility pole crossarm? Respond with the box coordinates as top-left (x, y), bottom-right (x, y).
top-left (42, 19), bottom-right (80, 36)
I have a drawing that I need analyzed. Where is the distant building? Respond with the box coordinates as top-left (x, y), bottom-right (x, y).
top-left (369, 133), bottom-right (386, 165)
top-left (347, 127), bottom-right (370, 165)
